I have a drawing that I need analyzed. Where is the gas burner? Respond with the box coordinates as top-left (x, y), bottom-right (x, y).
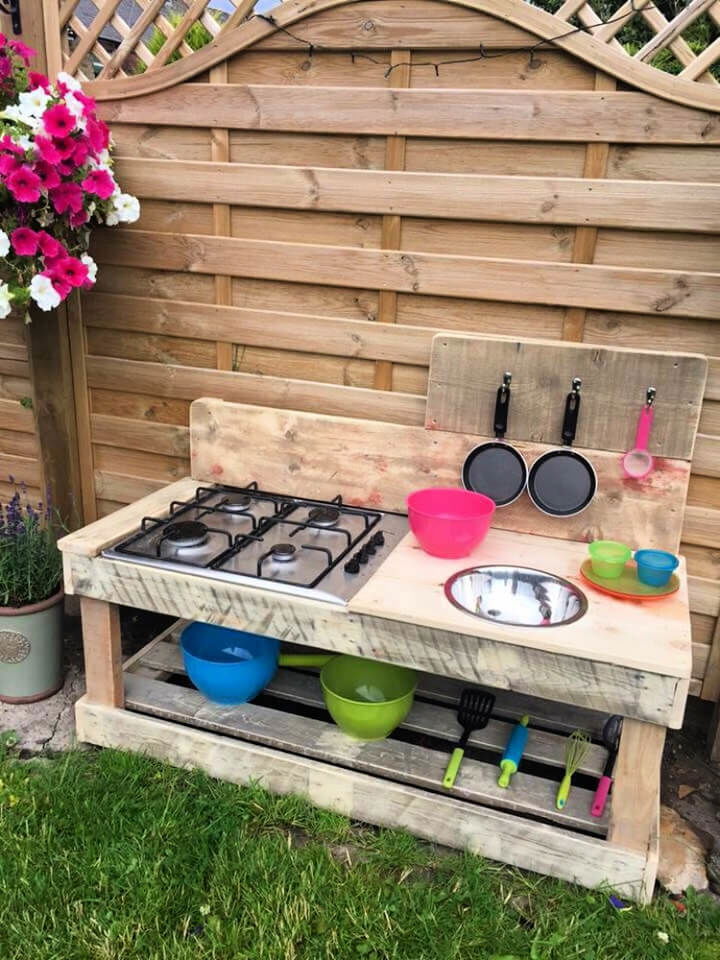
top-left (270, 542), bottom-right (296, 562)
top-left (308, 506), bottom-right (341, 528)
top-left (164, 520), bottom-right (208, 548)
top-left (221, 494), bottom-right (252, 513)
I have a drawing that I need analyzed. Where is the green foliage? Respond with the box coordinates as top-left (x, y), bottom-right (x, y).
top-left (0, 747), bottom-right (719, 959)
top-left (140, 12), bottom-right (216, 72)
top-left (0, 485), bottom-right (62, 607)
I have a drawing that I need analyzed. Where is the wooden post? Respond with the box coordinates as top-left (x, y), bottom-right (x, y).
top-left (26, 302), bottom-right (84, 529)
top-left (80, 597), bottom-right (124, 707)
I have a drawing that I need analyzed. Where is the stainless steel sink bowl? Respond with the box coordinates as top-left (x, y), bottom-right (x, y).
top-left (445, 565), bottom-right (587, 627)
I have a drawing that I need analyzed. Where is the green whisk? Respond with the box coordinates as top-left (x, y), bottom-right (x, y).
top-left (556, 730), bottom-right (591, 810)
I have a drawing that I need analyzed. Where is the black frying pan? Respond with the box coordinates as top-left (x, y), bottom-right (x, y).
top-left (462, 372), bottom-right (528, 507)
top-left (527, 378), bottom-right (597, 517)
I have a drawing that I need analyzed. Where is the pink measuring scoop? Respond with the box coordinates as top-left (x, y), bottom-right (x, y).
top-left (622, 388), bottom-right (656, 480)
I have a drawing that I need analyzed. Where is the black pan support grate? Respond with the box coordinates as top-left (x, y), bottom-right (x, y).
top-left (114, 483), bottom-right (383, 589)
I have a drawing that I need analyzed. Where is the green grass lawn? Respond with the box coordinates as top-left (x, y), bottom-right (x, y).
top-left (0, 742), bottom-right (719, 960)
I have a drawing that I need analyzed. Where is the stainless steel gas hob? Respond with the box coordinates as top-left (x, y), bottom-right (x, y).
top-left (102, 482), bottom-right (409, 605)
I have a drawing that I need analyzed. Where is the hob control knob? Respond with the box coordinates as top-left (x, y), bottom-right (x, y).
top-left (358, 547), bottom-right (370, 564)
top-left (372, 531), bottom-right (385, 547)
top-left (365, 542), bottom-right (377, 556)
top-left (344, 557), bottom-right (361, 574)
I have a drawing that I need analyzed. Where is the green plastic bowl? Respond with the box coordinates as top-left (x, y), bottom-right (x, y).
top-left (320, 655), bottom-right (417, 741)
top-left (588, 540), bottom-right (632, 579)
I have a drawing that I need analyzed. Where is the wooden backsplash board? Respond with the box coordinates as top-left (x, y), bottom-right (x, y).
top-left (425, 335), bottom-right (707, 460)
top-left (190, 397), bottom-right (691, 550)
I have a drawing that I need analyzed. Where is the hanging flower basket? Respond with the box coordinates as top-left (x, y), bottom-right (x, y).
top-left (0, 33), bottom-right (140, 320)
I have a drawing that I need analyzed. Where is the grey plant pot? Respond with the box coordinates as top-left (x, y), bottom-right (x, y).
top-left (0, 588), bottom-right (64, 704)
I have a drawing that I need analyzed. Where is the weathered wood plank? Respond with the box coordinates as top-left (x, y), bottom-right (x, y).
top-left (113, 157), bottom-right (720, 232)
top-left (80, 598), bottom-right (124, 708)
top-left (425, 333), bottom-right (707, 460)
top-left (189, 399), bottom-right (691, 551)
top-left (138, 639), bottom-right (609, 776)
top-left (91, 230), bottom-right (720, 320)
top-left (65, 553), bottom-right (687, 727)
top-left (75, 698), bottom-right (648, 899)
top-left (85, 356), bottom-right (427, 427)
top-left (124, 673), bottom-right (607, 832)
top-left (97, 85), bottom-right (720, 144)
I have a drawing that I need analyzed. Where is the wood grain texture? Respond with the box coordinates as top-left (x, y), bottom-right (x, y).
top-left (98, 86), bottom-right (720, 144)
top-left (64, 553), bottom-right (688, 727)
top-left (113, 157), bottom-right (720, 232)
top-left (75, 698), bottom-right (649, 900)
top-left (189, 399), bottom-right (691, 551)
top-left (91, 230), bottom-right (720, 320)
top-left (425, 334), bottom-right (707, 459)
top-left (138, 638), bottom-right (609, 776)
top-left (80, 597), bottom-right (123, 707)
top-left (124, 673), bottom-right (608, 833)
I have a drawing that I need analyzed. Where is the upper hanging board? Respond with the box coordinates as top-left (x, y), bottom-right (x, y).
top-left (424, 334), bottom-right (707, 461)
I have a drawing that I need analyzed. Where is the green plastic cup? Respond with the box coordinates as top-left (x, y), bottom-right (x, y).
top-left (588, 540), bottom-right (632, 579)
top-left (320, 655), bottom-right (417, 741)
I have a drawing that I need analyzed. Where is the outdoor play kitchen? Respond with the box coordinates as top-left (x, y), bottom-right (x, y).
top-left (59, 333), bottom-right (707, 903)
top-left (2, 0), bottom-right (718, 915)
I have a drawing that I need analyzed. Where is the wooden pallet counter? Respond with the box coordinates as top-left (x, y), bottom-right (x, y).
top-left (60, 356), bottom-right (704, 901)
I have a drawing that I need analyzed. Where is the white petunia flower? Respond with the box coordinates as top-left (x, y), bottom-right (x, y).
top-left (15, 133), bottom-right (33, 151)
top-left (56, 71), bottom-right (82, 92)
top-left (105, 210), bottom-right (120, 227)
top-left (0, 230), bottom-right (9, 257)
top-left (111, 192), bottom-right (140, 224)
top-left (80, 254), bottom-right (98, 284)
top-left (0, 104), bottom-right (25, 123)
top-left (29, 275), bottom-right (61, 312)
top-left (18, 87), bottom-right (50, 117)
top-left (0, 282), bottom-right (13, 320)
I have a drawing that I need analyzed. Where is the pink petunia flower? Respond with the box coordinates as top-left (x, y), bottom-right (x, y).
top-left (43, 103), bottom-right (75, 138)
top-left (73, 90), bottom-right (97, 116)
top-left (72, 138), bottom-right (90, 167)
top-left (85, 117), bottom-right (109, 154)
top-left (81, 167), bottom-right (115, 199)
top-left (0, 153), bottom-right (20, 176)
top-left (33, 160), bottom-right (61, 191)
top-left (10, 227), bottom-right (39, 256)
top-left (34, 135), bottom-right (62, 165)
top-left (51, 136), bottom-right (76, 161)
top-left (0, 134), bottom-right (25, 155)
top-left (51, 256), bottom-right (89, 288)
top-left (6, 165), bottom-right (41, 204)
top-left (9, 40), bottom-right (36, 64)
top-left (45, 272), bottom-right (72, 300)
top-left (37, 231), bottom-right (64, 260)
top-left (49, 181), bottom-right (83, 214)
top-left (0, 56), bottom-right (10, 81)
top-left (69, 208), bottom-right (89, 228)
top-left (28, 71), bottom-right (51, 90)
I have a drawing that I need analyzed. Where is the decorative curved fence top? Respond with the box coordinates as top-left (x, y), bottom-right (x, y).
top-left (58, 0), bottom-right (720, 110)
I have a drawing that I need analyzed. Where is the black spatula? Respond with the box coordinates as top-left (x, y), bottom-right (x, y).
top-left (442, 689), bottom-right (496, 789)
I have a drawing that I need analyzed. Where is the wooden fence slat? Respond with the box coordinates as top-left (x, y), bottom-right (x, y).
top-left (98, 85), bottom-right (720, 144)
top-left (85, 356), bottom-right (427, 426)
top-left (81, 293), bottom-right (436, 365)
top-left (91, 230), bottom-right (720, 320)
top-left (112, 157), bottom-right (720, 232)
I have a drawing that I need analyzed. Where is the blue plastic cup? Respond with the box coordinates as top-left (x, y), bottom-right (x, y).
top-left (634, 549), bottom-right (679, 588)
top-left (180, 622), bottom-right (279, 705)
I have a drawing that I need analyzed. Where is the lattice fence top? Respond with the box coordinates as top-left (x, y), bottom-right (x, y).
top-left (56, 0), bottom-right (720, 86)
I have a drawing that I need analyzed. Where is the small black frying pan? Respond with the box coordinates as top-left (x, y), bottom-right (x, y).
top-left (462, 372), bottom-right (528, 507)
top-left (527, 378), bottom-right (597, 517)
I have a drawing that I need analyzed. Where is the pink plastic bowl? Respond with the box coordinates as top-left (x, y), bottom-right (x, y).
top-left (407, 487), bottom-right (496, 559)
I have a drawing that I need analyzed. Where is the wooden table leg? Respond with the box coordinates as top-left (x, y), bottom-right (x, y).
top-left (81, 597), bottom-right (124, 708)
top-left (608, 718), bottom-right (666, 904)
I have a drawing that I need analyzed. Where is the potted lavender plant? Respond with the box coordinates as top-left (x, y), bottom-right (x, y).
top-left (0, 485), bottom-right (63, 703)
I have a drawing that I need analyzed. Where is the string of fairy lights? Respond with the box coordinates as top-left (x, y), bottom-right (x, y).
top-left (251, 0), bottom-right (661, 78)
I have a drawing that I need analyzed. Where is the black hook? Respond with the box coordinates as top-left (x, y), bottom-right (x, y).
top-left (646, 386), bottom-right (656, 407)
top-left (0, 0), bottom-right (22, 34)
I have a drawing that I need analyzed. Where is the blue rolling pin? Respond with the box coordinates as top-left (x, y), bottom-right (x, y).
top-left (498, 715), bottom-right (530, 788)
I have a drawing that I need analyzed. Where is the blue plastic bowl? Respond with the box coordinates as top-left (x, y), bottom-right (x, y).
top-left (180, 622), bottom-right (279, 705)
top-left (634, 549), bottom-right (679, 588)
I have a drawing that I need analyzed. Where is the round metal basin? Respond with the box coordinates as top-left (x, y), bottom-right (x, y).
top-left (445, 565), bottom-right (587, 627)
